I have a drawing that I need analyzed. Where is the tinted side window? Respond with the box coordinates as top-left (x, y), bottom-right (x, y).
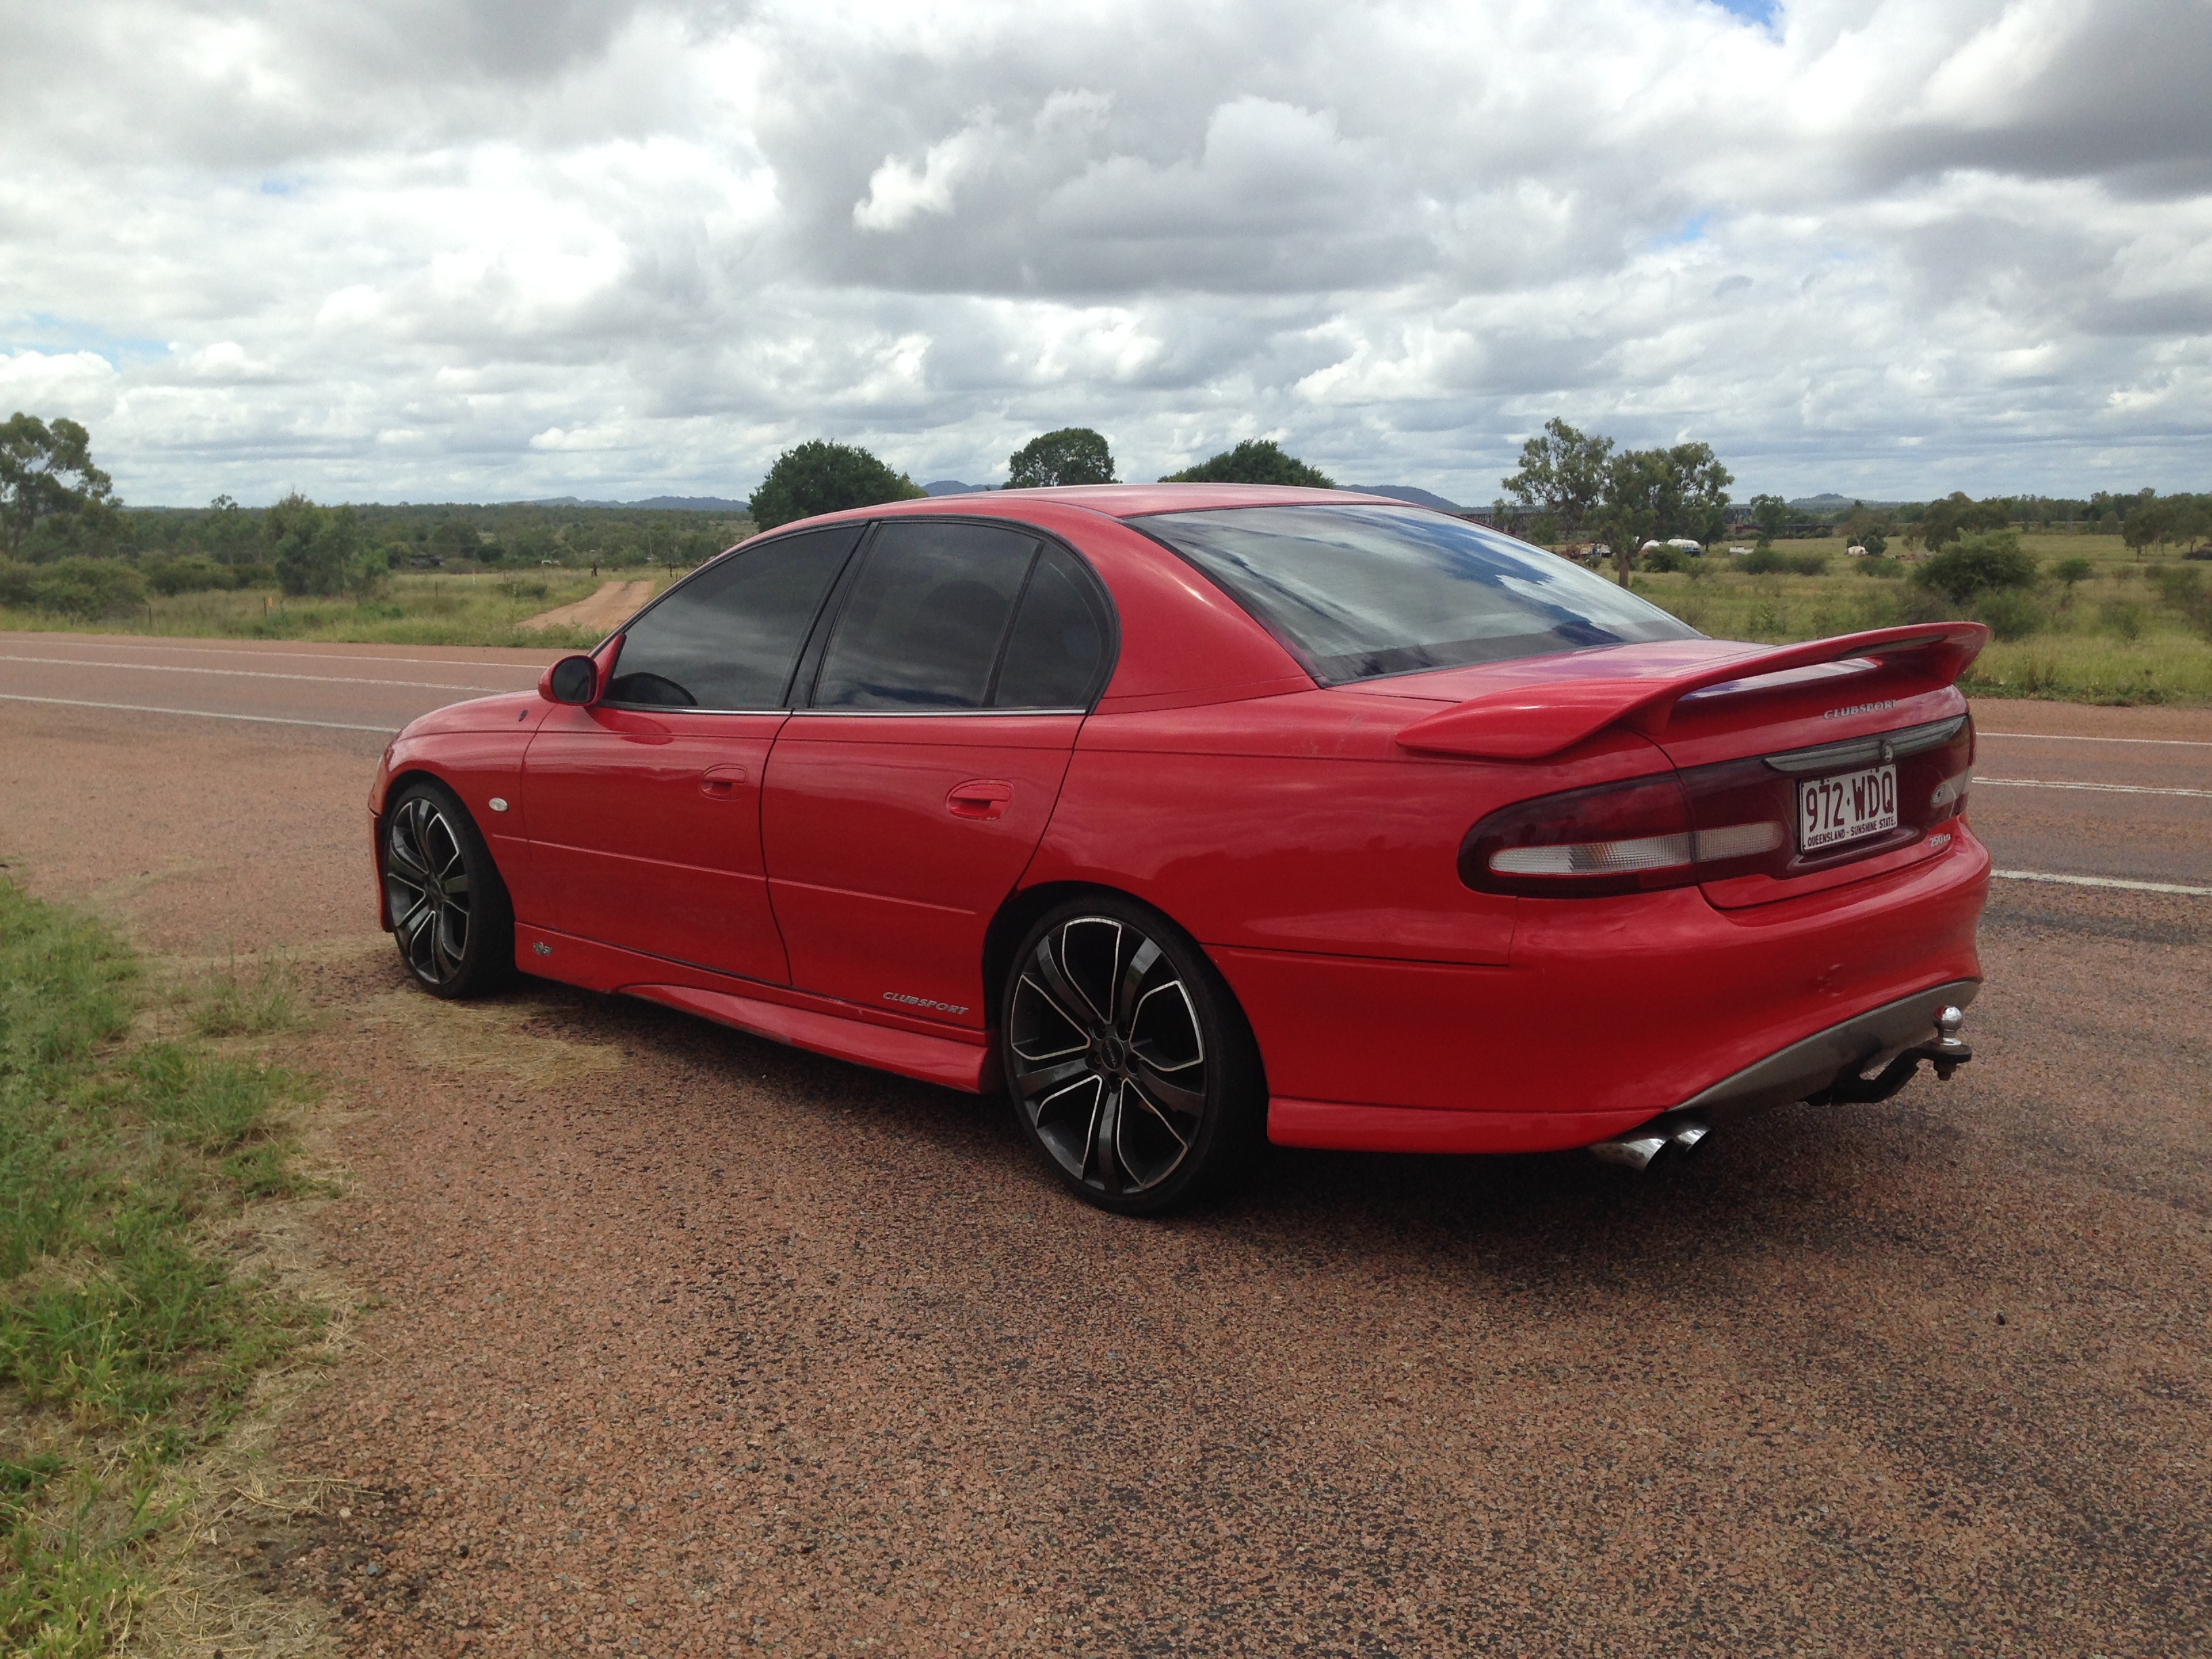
top-left (607, 527), bottom-right (858, 709)
top-left (813, 521), bottom-right (1038, 710)
top-left (993, 546), bottom-right (1109, 708)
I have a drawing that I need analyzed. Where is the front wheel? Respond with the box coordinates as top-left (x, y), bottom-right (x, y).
top-left (382, 781), bottom-right (514, 999)
top-left (1001, 897), bottom-right (1263, 1214)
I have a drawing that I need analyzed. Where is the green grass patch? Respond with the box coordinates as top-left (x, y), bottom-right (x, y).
top-left (0, 880), bottom-right (321, 1652)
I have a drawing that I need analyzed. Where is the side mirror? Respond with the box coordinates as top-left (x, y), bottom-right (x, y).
top-left (540, 654), bottom-right (599, 705)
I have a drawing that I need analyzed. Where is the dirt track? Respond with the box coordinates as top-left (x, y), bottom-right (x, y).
top-left (518, 579), bottom-right (657, 635)
top-left (1, 646), bottom-right (2207, 1656)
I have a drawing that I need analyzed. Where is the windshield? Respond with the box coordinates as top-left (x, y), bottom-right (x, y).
top-left (1138, 503), bottom-right (1700, 684)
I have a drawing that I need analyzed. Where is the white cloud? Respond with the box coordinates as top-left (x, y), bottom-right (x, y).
top-left (855, 119), bottom-right (999, 231)
top-left (0, 0), bottom-right (2205, 505)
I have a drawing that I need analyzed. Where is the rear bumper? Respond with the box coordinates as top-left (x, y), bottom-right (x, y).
top-left (1268, 978), bottom-right (1980, 1155)
top-left (1240, 825), bottom-right (1990, 1155)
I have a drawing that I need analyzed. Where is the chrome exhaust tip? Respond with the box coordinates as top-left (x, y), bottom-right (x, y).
top-left (1668, 1118), bottom-right (1711, 1153)
top-left (1589, 1132), bottom-right (1669, 1170)
top-left (1590, 1117), bottom-right (1710, 1169)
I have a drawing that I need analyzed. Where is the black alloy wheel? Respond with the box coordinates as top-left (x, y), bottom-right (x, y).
top-left (1002, 897), bottom-right (1262, 1214)
top-left (383, 781), bottom-right (513, 999)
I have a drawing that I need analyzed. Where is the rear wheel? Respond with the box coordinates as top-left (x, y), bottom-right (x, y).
top-left (382, 781), bottom-right (514, 999)
top-left (1001, 897), bottom-right (1263, 1214)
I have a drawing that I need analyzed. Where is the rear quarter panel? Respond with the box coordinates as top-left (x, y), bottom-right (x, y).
top-left (1029, 691), bottom-right (1675, 966)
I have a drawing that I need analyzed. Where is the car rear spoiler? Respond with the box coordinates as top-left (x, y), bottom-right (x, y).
top-left (1395, 623), bottom-right (1989, 762)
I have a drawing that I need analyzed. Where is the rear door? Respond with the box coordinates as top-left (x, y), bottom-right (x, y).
top-left (761, 518), bottom-right (1113, 1027)
top-left (521, 525), bottom-right (861, 982)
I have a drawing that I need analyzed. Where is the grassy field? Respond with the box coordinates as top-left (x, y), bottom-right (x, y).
top-left (0, 883), bottom-right (322, 1654)
top-left (0, 569), bottom-right (677, 653)
top-left (1626, 533), bottom-right (2212, 703)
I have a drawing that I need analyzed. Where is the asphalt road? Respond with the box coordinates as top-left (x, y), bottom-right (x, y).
top-left (4, 630), bottom-right (2206, 890)
top-left (1, 632), bottom-right (2207, 1656)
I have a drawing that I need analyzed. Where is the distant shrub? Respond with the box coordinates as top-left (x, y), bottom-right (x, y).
top-left (141, 553), bottom-right (243, 596)
top-left (1, 556), bottom-right (148, 618)
top-left (2151, 565), bottom-right (2212, 640)
top-left (1858, 556), bottom-right (1904, 579)
top-left (1743, 546), bottom-right (1827, 576)
top-left (1971, 588), bottom-right (2046, 641)
top-left (2100, 600), bottom-right (2148, 641)
top-left (1639, 546), bottom-right (1684, 573)
top-left (1915, 530), bottom-right (2036, 605)
top-left (2052, 557), bottom-right (2094, 588)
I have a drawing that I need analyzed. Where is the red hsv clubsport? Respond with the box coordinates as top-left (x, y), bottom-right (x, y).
top-left (369, 486), bottom-right (1987, 1213)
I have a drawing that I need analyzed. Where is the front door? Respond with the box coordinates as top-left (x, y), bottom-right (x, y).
top-left (522, 524), bottom-right (862, 983)
top-left (762, 520), bottom-right (1113, 1027)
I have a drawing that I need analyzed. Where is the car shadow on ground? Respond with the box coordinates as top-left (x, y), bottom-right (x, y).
top-left (444, 962), bottom-right (1975, 1292)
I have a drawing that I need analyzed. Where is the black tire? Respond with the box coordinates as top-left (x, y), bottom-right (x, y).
top-left (382, 780), bottom-right (514, 1000)
top-left (1000, 895), bottom-right (1264, 1214)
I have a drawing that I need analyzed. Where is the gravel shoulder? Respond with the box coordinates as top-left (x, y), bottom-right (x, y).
top-left (2, 695), bottom-right (2207, 1656)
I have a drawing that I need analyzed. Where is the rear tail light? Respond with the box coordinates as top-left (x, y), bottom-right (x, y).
top-left (1462, 714), bottom-right (1974, 898)
top-left (1462, 773), bottom-right (1784, 896)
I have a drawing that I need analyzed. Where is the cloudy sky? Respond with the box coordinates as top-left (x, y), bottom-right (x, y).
top-left (3, 0), bottom-right (2208, 506)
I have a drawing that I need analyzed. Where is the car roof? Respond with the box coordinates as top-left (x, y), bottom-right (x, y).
top-left (805, 483), bottom-right (1425, 525)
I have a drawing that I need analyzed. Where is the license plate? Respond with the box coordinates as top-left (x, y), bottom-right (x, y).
top-left (1798, 763), bottom-right (1898, 851)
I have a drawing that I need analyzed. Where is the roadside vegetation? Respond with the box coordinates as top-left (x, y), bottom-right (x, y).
top-left (3, 406), bottom-right (2208, 697)
top-left (1626, 533), bottom-right (2212, 702)
top-left (0, 881), bottom-right (321, 1654)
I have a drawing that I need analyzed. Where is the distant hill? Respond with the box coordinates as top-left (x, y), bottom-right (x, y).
top-left (923, 480), bottom-right (991, 495)
top-left (525, 495), bottom-right (752, 511)
top-left (1347, 485), bottom-right (1464, 512)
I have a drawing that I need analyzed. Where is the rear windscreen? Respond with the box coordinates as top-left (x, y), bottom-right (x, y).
top-left (1138, 503), bottom-right (1700, 684)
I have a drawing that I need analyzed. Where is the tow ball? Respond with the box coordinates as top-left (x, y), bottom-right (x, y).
top-left (1809, 1005), bottom-right (1973, 1105)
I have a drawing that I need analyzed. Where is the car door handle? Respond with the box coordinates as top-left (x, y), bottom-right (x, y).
top-left (947, 779), bottom-right (1012, 820)
top-left (699, 764), bottom-right (749, 798)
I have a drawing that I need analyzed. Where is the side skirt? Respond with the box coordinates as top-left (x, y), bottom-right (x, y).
top-left (514, 924), bottom-right (991, 1094)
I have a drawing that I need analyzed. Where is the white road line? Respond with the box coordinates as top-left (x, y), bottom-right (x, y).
top-left (0, 693), bottom-right (394, 734)
top-left (1994, 869), bottom-right (2212, 897)
top-left (0, 653), bottom-right (509, 693)
top-left (1975, 777), bottom-right (2212, 799)
top-left (1979, 731), bottom-right (2212, 747)
top-left (0, 638), bottom-right (546, 671)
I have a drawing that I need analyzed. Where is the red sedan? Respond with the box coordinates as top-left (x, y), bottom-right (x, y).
top-left (370, 485), bottom-right (1986, 1212)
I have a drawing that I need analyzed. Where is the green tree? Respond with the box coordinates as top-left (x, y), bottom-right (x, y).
top-left (428, 518), bottom-right (480, 562)
top-left (262, 494), bottom-right (365, 597)
top-left (0, 413), bottom-right (117, 558)
top-left (1500, 418), bottom-right (1614, 545)
top-left (1748, 492), bottom-right (1789, 548)
top-left (750, 440), bottom-right (927, 532)
top-left (2122, 499), bottom-right (2179, 558)
top-left (1006, 427), bottom-right (1115, 489)
top-left (1910, 492), bottom-right (2009, 553)
top-left (1160, 438), bottom-right (1334, 487)
top-left (1592, 443), bottom-right (1735, 586)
